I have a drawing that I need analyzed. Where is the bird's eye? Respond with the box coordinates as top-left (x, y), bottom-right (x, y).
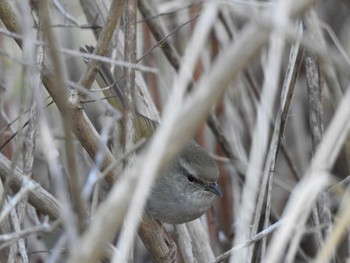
top-left (186, 174), bottom-right (195, 183)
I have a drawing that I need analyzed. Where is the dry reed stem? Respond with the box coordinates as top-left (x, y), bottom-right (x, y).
top-left (1, 0), bottom-right (350, 262)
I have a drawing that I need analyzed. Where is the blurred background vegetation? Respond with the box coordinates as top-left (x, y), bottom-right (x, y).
top-left (1, 0), bottom-right (350, 262)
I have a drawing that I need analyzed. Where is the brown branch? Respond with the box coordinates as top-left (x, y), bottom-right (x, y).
top-left (138, 214), bottom-right (177, 263)
top-left (78, 1), bottom-right (124, 95)
top-left (123, 0), bottom-right (137, 154)
top-left (0, 153), bottom-right (61, 220)
top-left (138, 0), bottom-right (181, 70)
top-left (78, 0), bottom-right (107, 39)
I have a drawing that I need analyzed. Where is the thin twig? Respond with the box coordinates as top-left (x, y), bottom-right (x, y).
top-left (0, 220), bottom-right (60, 250)
top-left (211, 220), bottom-right (283, 263)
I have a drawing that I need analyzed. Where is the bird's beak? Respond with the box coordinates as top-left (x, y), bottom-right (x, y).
top-left (207, 183), bottom-right (222, 197)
